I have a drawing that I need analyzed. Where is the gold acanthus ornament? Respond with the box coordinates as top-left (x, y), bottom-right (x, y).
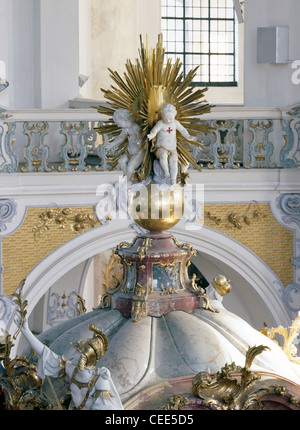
top-left (33, 207), bottom-right (101, 239)
top-left (192, 345), bottom-right (271, 410)
top-left (205, 202), bottom-right (267, 230)
top-left (260, 311), bottom-right (300, 364)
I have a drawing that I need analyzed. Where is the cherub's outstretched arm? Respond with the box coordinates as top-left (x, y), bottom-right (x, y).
top-left (175, 120), bottom-right (197, 141)
top-left (147, 121), bottom-right (163, 140)
top-left (105, 129), bottom-right (127, 149)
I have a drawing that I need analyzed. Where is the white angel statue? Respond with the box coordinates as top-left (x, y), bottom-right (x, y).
top-left (147, 104), bottom-right (197, 185)
top-left (15, 315), bottom-right (123, 410)
top-left (105, 109), bottom-right (145, 182)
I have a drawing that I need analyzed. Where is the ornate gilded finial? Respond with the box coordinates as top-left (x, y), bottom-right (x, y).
top-left (212, 275), bottom-right (232, 297)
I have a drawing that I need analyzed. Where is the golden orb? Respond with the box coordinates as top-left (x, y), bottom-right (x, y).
top-left (128, 182), bottom-right (184, 232)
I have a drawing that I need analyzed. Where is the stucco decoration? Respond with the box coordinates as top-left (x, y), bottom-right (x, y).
top-left (0, 292), bottom-right (13, 325)
top-left (0, 199), bottom-right (17, 233)
top-left (275, 193), bottom-right (300, 320)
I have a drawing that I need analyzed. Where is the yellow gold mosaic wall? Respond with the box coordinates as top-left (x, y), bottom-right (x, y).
top-left (1, 203), bottom-right (294, 297)
top-left (2, 206), bottom-right (99, 297)
top-left (204, 203), bottom-right (294, 287)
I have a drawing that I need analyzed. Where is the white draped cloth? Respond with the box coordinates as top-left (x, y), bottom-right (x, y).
top-left (36, 345), bottom-right (123, 410)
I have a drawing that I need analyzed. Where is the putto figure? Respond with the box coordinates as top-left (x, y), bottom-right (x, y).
top-left (15, 315), bottom-right (123, 410)
top-left (147, 104), bottom-right (197, 185)
top-left (105, 109), bottom-right (145, 182)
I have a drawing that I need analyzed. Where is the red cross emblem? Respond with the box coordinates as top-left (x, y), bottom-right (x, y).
top-left (167, 127), bottom-right (173, 134)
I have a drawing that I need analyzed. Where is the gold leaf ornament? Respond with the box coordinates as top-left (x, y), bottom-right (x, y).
top-left (12, 278), bottom-right (28, 340)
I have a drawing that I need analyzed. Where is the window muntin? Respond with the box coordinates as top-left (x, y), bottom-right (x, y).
top-left (161, 0), bottom-right (237, 86)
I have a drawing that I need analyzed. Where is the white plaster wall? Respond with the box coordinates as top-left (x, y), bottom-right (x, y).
top-left (32, 259), bottom-right (94, 332)
top-left (81, 0), bottom-right (161, 100)
top-left (204, 20), bottom-right (244, 105)
top-left (89, 0), bottom-right (136, 99)
top-left (78, 0), bottom-right (244, 104)
top-left (193, 252), bottom-right (276, 331)
top-left (37, 0), bottom-right (80, 108)
top-left (0, 0), bottom-right (12, 108)
top-left (0, 0), bottom-right (80, 109)
top-left (78, 0), bottom-right (93, 99)
top-left (244, 0), bottom-right (300, 107)
top-left (79, 0), bottom-right (300, 107)
top-left (0, 0), bottom-right (35, 109)
top-left (2, 0), bottom-right (300, 109)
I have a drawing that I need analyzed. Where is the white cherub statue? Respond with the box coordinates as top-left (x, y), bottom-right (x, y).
top-left (147, 103), bottom-right (197, 185)
top-left (15, 315), bottom-right (123, 410)
top-left (105, 109), bottom-right (145, 182)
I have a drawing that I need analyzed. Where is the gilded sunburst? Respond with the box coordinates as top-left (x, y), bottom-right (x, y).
top-left (94, 34), bottom-right (213, 181)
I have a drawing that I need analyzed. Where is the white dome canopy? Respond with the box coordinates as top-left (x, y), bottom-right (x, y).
top-left (23, 303), bottom-right (300, 403)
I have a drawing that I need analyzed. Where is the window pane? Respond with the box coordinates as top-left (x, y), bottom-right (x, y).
top-left (185, 7), bottom-right (193, 17)
top-left (162, 0), bottom-right (236, 84)
top-left (175, 6), bottom-right (183, 17)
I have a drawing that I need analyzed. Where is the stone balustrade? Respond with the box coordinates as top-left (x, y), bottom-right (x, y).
top-left (0, 104), bottom-right (299, 174)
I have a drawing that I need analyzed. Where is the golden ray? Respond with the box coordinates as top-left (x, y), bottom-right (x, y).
top-left (93, 34), bottom-right (213, 180)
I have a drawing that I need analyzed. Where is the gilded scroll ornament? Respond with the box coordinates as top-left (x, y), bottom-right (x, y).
top-left (134, 283), bottom-right (146, 297)
top-left (160, 287), bottom-right (179, 295)
top-left (205, 201), bottom-right (267, 230)
top-left (245, 120), bottom-right (276, 168)
top-left (162, 394), bottom-right (189, 410)
top-left (206, 212), bottom-right (222, 225)
top-left (93, 293), bottom-right (111, 310)
top-left (192, 345), bottom-right (270, 410)
top-left (22, 122), bottom-right (52, 173)
top-left (102, 249), bottom-right (123, 292)
top-left (131, 301), bottom-right (147, 322)
top-left (207, 120), bottom-right (240, 169)
top-left (190, 274), bottom-right (219, 313)
top-left (171, 235), bottom-right (197, 257)
top-left (76, 294), bottom-right (87, 315)
top-left (116, 237), bottom-right (139, 251)
top-left (0, 333), bottom-right (48, 410)
top-left (137, 237), bottom-right (152, 261)
top-left (260, 312), bottom-right (300, 364)
top-left (32, 207), bottom-right (100, 239)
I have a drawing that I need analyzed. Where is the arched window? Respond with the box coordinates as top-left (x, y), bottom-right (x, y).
top-left (161, 0), bottom-right (238, 86)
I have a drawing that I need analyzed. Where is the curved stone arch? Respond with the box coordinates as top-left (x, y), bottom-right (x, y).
top-left (269, 194), bottom-right (300, 317)
top-left (172, 226), bottom-right (290, 324)
top-left (7, 218), bottom-right (291, 352)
